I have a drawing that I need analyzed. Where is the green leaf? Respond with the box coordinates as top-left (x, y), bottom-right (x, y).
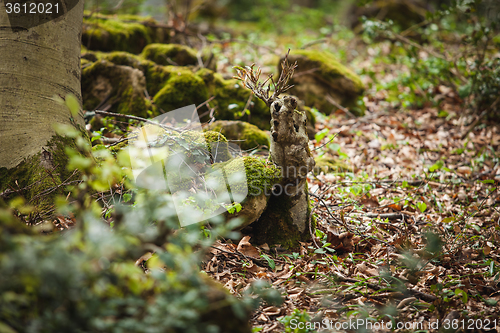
top-left (329, 143), bottom-right (341, 152)
top-left (417, 202), bottom-right (427, 213)
top-left (67, 155), bottom-right (93, 171)
top-left (122, 193), bottom-right (132, 203)
top-left (315, 128), bottom-right (329, 142)
top-left (484, 298), bottom-right (498, 306)
top-left (53, 123), bottom-right (80, 138)
top-left (260, 254), bottom-right (275, 270)
top-left (429, 160), bottom-right (444, 172)
top-left (65, 94), bottom-right (80, 117)
top-left (437, 110), bottom-right (448, 118)
top-left (455, 288), bottom-right (468, 304)
top-left (315, 229), bottom-right (324, 239)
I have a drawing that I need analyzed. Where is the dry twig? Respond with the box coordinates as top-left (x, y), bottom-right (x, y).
top-left (233, 49), bottom-right (297, 106)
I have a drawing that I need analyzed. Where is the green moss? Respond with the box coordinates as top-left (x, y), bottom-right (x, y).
top-left (102, 51), bottom-right (142, 67)
top-left (196, 69), bottom-right (271, 130)
top-left (142, 44), bottom-right (198, 66)
top-left (81, 60), bottom-right (151, 117)
top-left (290, 50), bottom-right (364, 94)
top-left (212, 156), bottom-right (281, 197)
top-left (313, 156), bottom-right (352, 174)
top-left (203, 130), bottom-right (227, 144)
top-left (206, 120), bottom-right (269, 151)
top-left (0, 135), bottom-right (81, 213)
top-left (242, 156), bottom-right (281, 196)
top-left (285, 50), bottom-right (366, 116)
top-left (117, 86), bottom-right (152, 117)
top-left (152, 68), bottom-right (209, 113)
top-left (82, 16), bottom-right (156, 54)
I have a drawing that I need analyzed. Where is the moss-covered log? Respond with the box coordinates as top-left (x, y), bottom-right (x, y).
top-left (280, 50), bottom-right (365, 116)
top-left (205, 120), bottom-right (270, 151)
top-left (82, 14), bottom-right (168, 54)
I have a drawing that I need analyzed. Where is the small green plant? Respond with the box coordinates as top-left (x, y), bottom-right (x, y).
top-left (362, 0), bottom-right (500, 123)
top-left (279, 309), bottom-right (317, 333)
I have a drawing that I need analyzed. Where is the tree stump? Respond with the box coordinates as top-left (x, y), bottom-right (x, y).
top-left (251, 96), bottom-right (315, 247)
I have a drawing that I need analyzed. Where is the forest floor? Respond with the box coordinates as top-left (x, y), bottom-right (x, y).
top-left (205, 102), bottom-right (500, 332)
top-left (201, 35), bottom-right (500, 332)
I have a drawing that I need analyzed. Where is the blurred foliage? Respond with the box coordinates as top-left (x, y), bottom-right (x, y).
top-left (200, 0), bottom-right (349, 35)
top-left (84, 0), bottom-right (147, 15)
top-left (361, 0), bottom-right (500, 117)
top-left (0, 101), bottom-right (282, 332)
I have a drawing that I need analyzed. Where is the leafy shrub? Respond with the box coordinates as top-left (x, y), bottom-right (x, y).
top-left (362, 0), bottom-right (500, 118)
top-left (0, 122), bottom-right (281, 333)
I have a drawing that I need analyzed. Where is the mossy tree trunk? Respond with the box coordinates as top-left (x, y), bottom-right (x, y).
top-left (252, 96), bottom-right (316, 247)
top-left (0, 3), bottom-right (85, 207)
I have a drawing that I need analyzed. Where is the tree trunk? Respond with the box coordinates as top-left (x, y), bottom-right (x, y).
top-left (252, 96), bottom-right (316, 248)
top-left (0, 2), bottom-right (85, 207)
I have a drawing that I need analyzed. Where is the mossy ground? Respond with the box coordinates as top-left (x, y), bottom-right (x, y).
top-left (285, 49), bottom-right (366, 116)
top-left (82, 14), bottom-right (163, 54)
top-left (142, 44), bottom-right (198, 66)
top-left (0, 135), bottom-right (81, 215)
top-left (206, 120), bottom-right (270, 151)
top-left (81, 43), bottom-right (271, 127)
top-left (81, 60), bottom-right (151, 117)
top-left (313, 155), bottom-right (352, 175)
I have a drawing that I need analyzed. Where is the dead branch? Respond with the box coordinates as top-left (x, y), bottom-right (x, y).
top-left (233, 49), bottom-right (297, 106)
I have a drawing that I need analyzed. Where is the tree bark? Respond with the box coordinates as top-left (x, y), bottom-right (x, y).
top-left (252, 96), bottom-right (316, 247)
top-left (0, 2), bottom-right (85, 206)
top-left (0, 1), bottom-right (85, 169)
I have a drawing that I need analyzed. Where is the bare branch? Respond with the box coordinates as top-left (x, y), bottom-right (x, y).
top-left (233, 49), bottom-right (297, 106)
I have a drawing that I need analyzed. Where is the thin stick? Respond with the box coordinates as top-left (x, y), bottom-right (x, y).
top-left (94, 110), bottom-right (181, 132)
top-left (325, 94), bottom-right (356, 118)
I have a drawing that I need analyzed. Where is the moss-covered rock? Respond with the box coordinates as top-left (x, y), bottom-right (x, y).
top-left (205, 120), bottom-right (269, 151)
top-left (82, 15), bottom-right (166, 54)
top-left (81, 60), bottom-right (151, 117)
top-left (215, 156), bottom-right (281, 229)
top-left (101, 51), bottom-right (144, 68)
top-left (196, 68), bottom-right (271, 129)
top-left (142, 43), bottom-right (198, 66)
top-left (348, 0), bottom-right (427, 31)
top-left (280, 50), bottom-right (365, 116)
top-left (313, 155), bottom-right (352, 175)
top-left (152, 67), bottom-right (209, 113)
top-left (80, 53), bottom-right (270, 128)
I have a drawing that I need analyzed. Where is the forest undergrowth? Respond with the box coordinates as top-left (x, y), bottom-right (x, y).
top-left (2, 1), bottom-right (499, 332)
top-left (196, 4), bottom-right (500, 331)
